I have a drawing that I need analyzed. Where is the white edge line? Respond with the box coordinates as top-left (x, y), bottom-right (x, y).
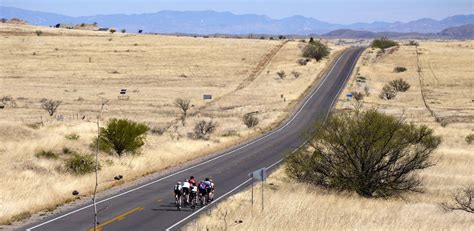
top-left (165, 178), bottom-right (253, 231)
top-left (27, 49), bottom-right (350, 231)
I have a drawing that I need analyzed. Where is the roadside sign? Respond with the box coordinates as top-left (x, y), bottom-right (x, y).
top-left (248, 168), bottom-right (266, 181)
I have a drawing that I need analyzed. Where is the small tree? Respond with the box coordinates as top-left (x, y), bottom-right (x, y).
top-left (286, 110), bottom-right (441, 198)
top-left (291, 71), bottom-right (301, 79)
top-left (99, 119), bottom-right (149, 157)
top-left (302, 40), bottom-right (330, 61)
top-left (277, 71), bottom-right (286, 79)
top-left (371, 37), bottom-right (399, 51)
top-left (65, 154), bottom-right (98, 175)
top-left (243, 112), bottom-right (259, 128)
top-left (41, 99), bottom-right (62, 116)
top-left (351, 91), bottom-right (364, 101)
top-left (35, 30), bottom-right (43, 36)
top-left (441, 186), bottom-right (474, 213)
top-left (389, 78), bottom-right (411, 92)
top-left (465, 134), bottom-right (474, 144)
top-left (109, 29), bottom-right (116, 34)
top-left (121, 29), bottom-right (126, 33)
top-left (174, 98), bottom-right (191, 125)
top-left (193, 120), bottom-right (217, 140)
top-left (379, 85), bottom-right (397, 100)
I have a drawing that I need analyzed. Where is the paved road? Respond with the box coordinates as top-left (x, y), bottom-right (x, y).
top-left (24, 47), bottom-right (364, 231)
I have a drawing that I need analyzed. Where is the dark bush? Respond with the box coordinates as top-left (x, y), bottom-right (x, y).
top-left (351, 91), bottom-right (364, 101)
top-left (379, 84), bottom-right (397, 100)
top-left (286, 110), bottom-right (441, 198)
top-left (408, 40), bottom-right (419, 46)
top-left (109, 29), bottom-right (116, 33)
top-left (441, 186), bottom-right (474, 213)
top-left (35, 30), bottom-right (43, 36)
top-left (302, 40), bottom-right (330, 61)
top-left (35, 150), bottom-right (58, 159)
top-left (98, 119), bottom-right (149, 157)
top-left (65, 154), bottom-right (97, 175)
top-left (65, 133), bottom-right (80, 140)
top-left (291, 71), bottom-right (301, 79)
top-left (389, 78), bottom-right (411, 92)
top-left (121, 29), bottom-right (126, 33)
top-left (193, 120), bottom-right (217, 140)
top-left (297, 58), bottom-right (310, 66)
top-left (466, 134), bottom-right (474, 144)
top-left (394, 66), bottom-right (407, 73)
top-left (371, 37), bottom-right (399, 50)
top-left (276, 71), bottom-right (286, 79)
top-left (243, 112), bottom-right (259, 128)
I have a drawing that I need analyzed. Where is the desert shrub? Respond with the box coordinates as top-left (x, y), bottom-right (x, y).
top-left (394, 66), bottom-right (407, 73)
top-left (121, 29), bottom-right (126, 33)
top-left (441, 186), bottom-right (474, 213)
top-left (193, 120), bottom-right (217, 140)
top-left (291, 71), bottom-right (301, 79)
top-left (243, 112), bottom-right (259, 128)
top-left (364, 85), bottom-right (370, 96)
top-left (98, 119), bottom-right (149, 157)
top-left (297, 58), bottom-right (310, 66)
top-left (1, 95), bottom-right (16, 108)
top-left (35, 150), bottom-right (58, 159)
top-left (379, 84), bottom-right (397, 100)
top-left (286, 109), bottom-right (441, 198)
top-left (41, 99), bottom-right (62, 116)
top-left (62, 147), bottom-right (74, 154)
top-left (174, 98), bottom-right (191, 125)
top-left (65, 133), bottom-right (80, 140)
top-left (371, 37), bottom-right (398, 50)
top-left (35, 30), bottom-right (43, 36)
top-left (65, 154), bottom-right (97, 175)
top-left (351, 91), bottom-right (364, 101)
top-left (109, 29), bottom-right (116, 33)
top-left (277, 71), bottom-right (286, 79)
top-left (408, 40), bottom-right (419, 46)
top-left (302, 40), bottom-right (330, 61)
top-left (278, 35), bottom-right (286, 40)
top-left (465, 134), bottom-right (474, 144)
top-left (389, 78), bottom-right (411, 92)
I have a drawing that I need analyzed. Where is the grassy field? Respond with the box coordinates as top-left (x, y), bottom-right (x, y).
top-left (0, 23), bottom-right (344, 224)
top-left (184, 40), bottom-right (474, 230)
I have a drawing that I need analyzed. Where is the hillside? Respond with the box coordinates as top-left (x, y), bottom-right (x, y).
top-left (1, 6), bottom-right (473, 34)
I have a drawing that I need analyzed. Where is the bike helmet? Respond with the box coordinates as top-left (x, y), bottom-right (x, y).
top-left (205, 178), bottom-right (209, 181)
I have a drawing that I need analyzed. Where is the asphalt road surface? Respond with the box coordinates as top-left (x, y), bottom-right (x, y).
top-left (24, 46), bottom-right (364, 231)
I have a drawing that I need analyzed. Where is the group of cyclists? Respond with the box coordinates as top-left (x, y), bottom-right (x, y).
top-left (173, 176), bottom-right (215, 210)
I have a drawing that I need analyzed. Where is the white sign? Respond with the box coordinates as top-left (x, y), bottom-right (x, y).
top-left (248, 168), bottom-right (266, 181)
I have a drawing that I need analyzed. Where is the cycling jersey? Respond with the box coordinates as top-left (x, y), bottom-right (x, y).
top-left (182, 181), bottom-right (190, 188)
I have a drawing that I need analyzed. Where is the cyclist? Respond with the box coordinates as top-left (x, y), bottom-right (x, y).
top-left (174, 182), bottom-right (183, 209)
top-left (188, 176), bottom-right (197, 186)
top-left (208, 179), bottom-right (215, 201)
top-left (198, 180), bottom-right (210, 205)
top-left (182, 180), bottom-right (191, 204)
top-left (189, 185), bottom-right (198, 209)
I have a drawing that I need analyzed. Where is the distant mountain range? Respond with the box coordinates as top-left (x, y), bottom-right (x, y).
top-left (1, 6), bottom-right (473, 35)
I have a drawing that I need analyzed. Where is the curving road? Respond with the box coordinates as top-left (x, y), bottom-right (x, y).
top-left (23, 46), bottom-right (364, 231)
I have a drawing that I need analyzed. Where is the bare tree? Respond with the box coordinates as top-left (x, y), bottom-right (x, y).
top-left (174, 98), bottom-right (191, 125)
top-left (441, 186), bottom-right (474, 213)
top-left (41, 99), bottom-right (62, 116)
top-left (193, 120), bottom-right (217, 140)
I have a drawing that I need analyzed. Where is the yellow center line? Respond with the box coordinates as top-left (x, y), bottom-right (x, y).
top-left (89, 207), bottom-right (144, 231)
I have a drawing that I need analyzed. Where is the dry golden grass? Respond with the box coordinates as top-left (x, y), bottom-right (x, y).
top-left (185, 40), bottom-right (474, 230)
top-left (0, 23), bottom-right (344, 224)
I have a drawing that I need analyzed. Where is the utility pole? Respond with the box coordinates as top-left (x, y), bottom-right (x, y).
top-left (92, 99), bottom-right (108, 231)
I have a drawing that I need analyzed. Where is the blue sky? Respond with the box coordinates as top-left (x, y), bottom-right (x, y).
top-left (1, 0), bottom-right (472, 24)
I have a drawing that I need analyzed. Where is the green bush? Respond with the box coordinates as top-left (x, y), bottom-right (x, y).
top-left (35, 30), bottom-right (43, 36)
top-left (65, 154), bottom-right (97, 175)
top-left (35, 150), bottom-right (58, 159)
top-left (286, 110), bottom-right (441, 198)
top-left (389, 78), bottom-right (411, 92)
top-left (98, 119), bottom-right (149, 157)
top-left (466, 134), bottom-right (474, 144)
top-left (371, 37), bottom-right (398, 50)
top-left (302, 40), bottom-right (330, 61)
